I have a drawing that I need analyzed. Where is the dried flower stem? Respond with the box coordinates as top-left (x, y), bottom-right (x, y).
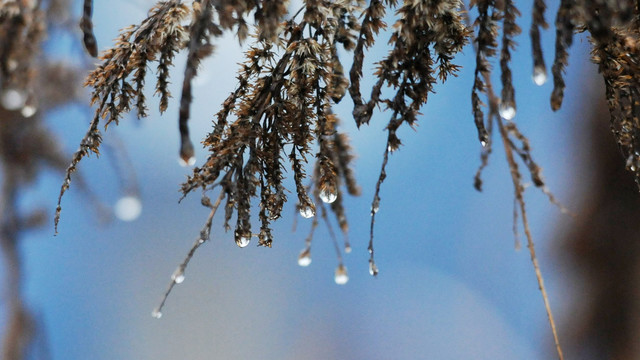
top-left (497, 117), bottom-right (563, 360)
top-left (154, 191), bottom-right (225, 317)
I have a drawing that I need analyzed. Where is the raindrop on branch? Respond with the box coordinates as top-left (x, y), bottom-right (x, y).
top-left (319, 188), bottom-right (337, 204)
top-left (499, 102), bottom-right (516, 120)
top-left (299, 204), bottom-right (315, 219)
top-left (334, 264), bottom-right (349, 285)
top-left (532, 66), bottom-right (547, 86)
top-left (178, 155), bottom-right (196, 167)
top-left (151, 309), bottom-right (162, 319)
top-left (235, 230), bottom-right (251, 248)
top-left (369, 260), bottom-right (379, 276)
top-left (371, 197), bottom-right (380, 215)
top-left (171, 267), bottom-right (185, 284)
top-left (21, 104), bottom-right (37, 118)
top-left (297, 248), bottom-right (312, 267)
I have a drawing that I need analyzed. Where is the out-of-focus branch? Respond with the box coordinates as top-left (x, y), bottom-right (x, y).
top-left (0, 128), bottom-right (33, 360)
top-left (562, 74), bottom-right (640, 359)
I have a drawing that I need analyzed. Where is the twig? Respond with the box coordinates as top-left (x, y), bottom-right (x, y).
top-left (152, 191), bottom-right (225, 318)
top-left (80, 0), bottom-right (98, 57)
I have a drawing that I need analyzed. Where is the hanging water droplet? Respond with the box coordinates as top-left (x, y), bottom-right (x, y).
top-left (319, 188), bottom-right (337, 203)
top-left (235, 231), bottom-right (251, 248)
top-left (371, 197), bottom-right (380, 215)
top-left (178, 156), bottom-right (196, 167)
top-left (171, 267), bottom-right (185, 284)
top-left (21, 104), bottom-right (37, 118)
top-left (344, 244), bottom-right (352, 254)
top-left (480, 140), bottom-right (487, 147)
top-left (297, 248), bottom-right (312, 267)
top-left (114, 195), bottom-right (142, 221)
top-left (627, 155), bottom-right (636, 171)
top-left (299, 204), bottom-right (315, 219)
top-left (151, 308), bottom-right (162, 319)
top-left (499, 102), bottom-right (516, 120)
top-left (334, 264), bottom-right (349, 285)
top-left (7, 59), bottom-right (17, 71)
top-left (369, 260), bottom-right (379, 276)
top-left (532, 66), bottom-right (547, 86)
top-left (1, 88), bottom-right (27, 110)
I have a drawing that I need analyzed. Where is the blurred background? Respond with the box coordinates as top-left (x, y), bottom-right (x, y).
top-left (1, 0), bottom-right (633, 359)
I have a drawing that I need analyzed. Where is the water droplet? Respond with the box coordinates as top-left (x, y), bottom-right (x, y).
top-left (7, 59), bottom-right (17, 71)
top-left (627, 155), bottom-right (636, 171)
top-left (114, 196), bottom-right (142, 221)
top-left (344, 244), bottom-right (352, 254)
top-left (235, 231), bottom-right (251, 248)
top-left (171, 267), bottom-right (185, 284)
top-left (532, 66), bottom-right (547, 86)
top-left (21, 104), bottom-right (37, 118)
top-left (369, 260), bottom-right (379, 276)
top-left (297, 248), bottom-right (312, 267)
top-left (499, 102), bottom-right (516, 120)
top-left (319, 188), bottom-right (337, 203)
top-left (480, 140), bottom-right (487, 147)
top-left (371, 197), bottom-right (380, 215)
top-left (178, 156), bottom-right (196, 167)
top-left (299, 204), bottom-right (315, 219)
top-left (1, 88), bottom-right (27, 110)
top-left (151, 309), bottom-right (162, 319)
top-left (334, 264), bottom-right (349, 285)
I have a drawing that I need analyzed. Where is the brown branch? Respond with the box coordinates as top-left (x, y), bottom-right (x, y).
top-left (80, 0), bottom-right (98, 57)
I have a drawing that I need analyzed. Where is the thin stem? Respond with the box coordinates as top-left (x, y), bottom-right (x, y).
top-left (497, 117), bottom-right (564, 360)
top-left (153, 191), bottom-right (225, 317)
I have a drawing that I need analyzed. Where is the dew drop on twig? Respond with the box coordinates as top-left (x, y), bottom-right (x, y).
top-left (532, 66), bottom-right (547, 86)
top-left (171, 267), bottom-right (185, 284)
top-left (178, 156), bottom-right (196, 167)
top-left (151, 308), bottom-right (162, 319)
top-left (369, 260), bottom-right (379, 276)
top-left (499, 102), bottom-right (516, 120)
top-left (235, 232), bottom-right (251, 248)
top-left (297, 248), bottom-right (311, 267)
top-left (319, 188), bottom-right (337, 203)
top-left (299, 205), bottom-right (315, 219)
top-left (21, 96), bottom-right (37, 117)
top-left (334, 264), bottom-right (349, 285)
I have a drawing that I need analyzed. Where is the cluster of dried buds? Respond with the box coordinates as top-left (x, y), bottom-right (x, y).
top-left (54, 1), bottom-right (640, 358)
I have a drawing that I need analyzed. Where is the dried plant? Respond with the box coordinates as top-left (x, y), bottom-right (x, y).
top-left (0, 1), bottom-right (90, 358)
top-left (34, 0), bottom-right (640, 359)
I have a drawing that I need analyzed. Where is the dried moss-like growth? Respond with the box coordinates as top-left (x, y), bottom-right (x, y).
top-left (53, 0), bottom-right (640, 358)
